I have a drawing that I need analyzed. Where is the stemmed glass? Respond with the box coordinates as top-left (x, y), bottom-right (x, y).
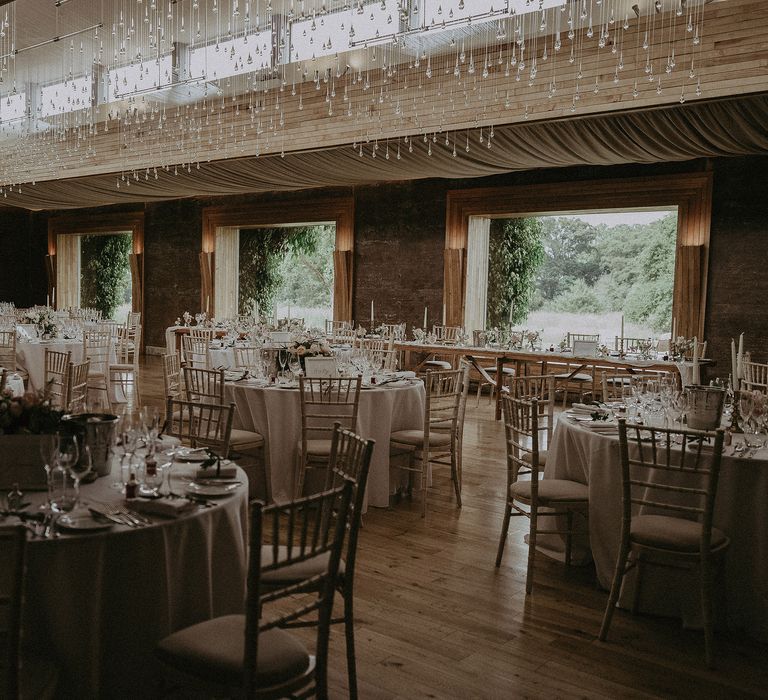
top-left (50, 435), bottom-right (80, 523)
top-left (39, 433), bottom-right (60, 509)
top-left (69, 443), bottom-right (93, 509)
top-left (278, 348), bottom-right (289, 379)
top-left (288, 355), bottom-right (302, 379)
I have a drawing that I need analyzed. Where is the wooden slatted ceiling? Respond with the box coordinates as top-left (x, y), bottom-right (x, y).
top-left (6, 0), bottom-right (768, 185)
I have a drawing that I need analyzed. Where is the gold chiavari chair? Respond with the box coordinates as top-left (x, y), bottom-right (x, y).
top-left (83, 329), bottom-right (113, 411)
top-left (162, 352), bottom-right (184, 400)
top-left (742, 355), bottom-right (768, 393)
top-left (495, 392), bottom-right (589, 592)
top-left (44, 348), bottom-right (71, 409)
top-left (65, 359), bottom-right (90, 413)
top-left (599, 420), bottom-right (728, 668)
top-left (506, 373), bottom-right (555, 468)
top-left (0, 330), bottom-right (28, 385)
top-left (390, 368), bottom-right (465, 517)
top-left (181, 334), bottom-right (211, 369)
top-left (164, 397), bottom-right (235, 457)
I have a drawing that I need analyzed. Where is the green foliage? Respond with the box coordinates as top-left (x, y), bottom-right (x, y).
top-left (486, 218), bottom-right (545, 327)
top-left (277, 227), bottom-right (335, 307)
top-left (238, 225), bottom-right (334, 314)
top-left (80, 234), bottom-right (132, 319)
top-left (549, 278), bottom-right (604, 314)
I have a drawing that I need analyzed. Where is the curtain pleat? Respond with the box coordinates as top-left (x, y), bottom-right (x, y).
top-left (444, 248), bottom-right (465, 327)
top-left (214, 227), bottom-right (239, 319)
top-left (333, 249), bottom-right (353, 323)
top-left (56, 235), bottom-right (80, 309)
top-left (5, 94), bottom-right (768, 211)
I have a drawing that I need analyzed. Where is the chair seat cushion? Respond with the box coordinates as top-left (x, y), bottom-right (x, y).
top-left (156, 614), bottom-right (310, 688)
top-left (554, 373), bottom-right (592, 382)
top-left (390, 429), bottom-right (452, 448)
top-left (298, 439), bottom-right (333, 456)
top-left (230, 428), bottom-right (265, 449)
top-left (521, 449), bottom-right (548, 467)
top-left (423, 360), bottom-right (452, 370)
top-left (260, 545), bottom-right (346, 586)
top-left (630, 514), bottom-right (729, 553)
top-left (510, 478), bottom-right (589, 503)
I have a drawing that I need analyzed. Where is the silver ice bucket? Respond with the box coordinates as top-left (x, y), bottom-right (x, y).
top-left (684, 386), bottom-right (725, 431)
top-left (61, 413), bottom-right (119, 477)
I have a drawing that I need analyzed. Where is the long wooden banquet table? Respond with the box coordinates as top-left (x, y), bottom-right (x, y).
top-left (395, 341), bottom-right (694, 419)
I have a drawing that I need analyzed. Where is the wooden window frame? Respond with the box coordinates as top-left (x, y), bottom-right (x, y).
top-left (445, 172), bottom-right (713, 340)
top-left (48, 210), bottom-right (145, 340)
top-left (201, 194), bottom-right (355, 321)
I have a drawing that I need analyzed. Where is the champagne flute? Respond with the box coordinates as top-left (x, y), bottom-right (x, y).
top-left (69, 443), bottom-right (93, 509)
top-left (38, 433), bottom-right (60, 509)
top-left (278, 348), bottom-right (289, 379)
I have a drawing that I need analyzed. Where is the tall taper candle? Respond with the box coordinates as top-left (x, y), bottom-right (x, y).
top-left (423, 306), bottom-right (428, 329)
top-left (620, 314), bottom-right (625, 341)
top-left (672, 317), bottom-right (677, 341)
top-left (737, 332), bottom-right (744, 378)
top-left (731, 338), bottom-right (738, 388)
top-left (370, 300), bottom-right (374, 328)
top-left (692, 336), bottom-right (700, 385)
top-left (46, 294), bottom-right (49, 308)
top-left (442, 304), bottom-right (446, 326)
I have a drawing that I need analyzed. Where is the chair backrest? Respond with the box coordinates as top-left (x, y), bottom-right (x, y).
top-left (572, 339), bottom-right (598, 357)
top-left (126, 311), bottom-right (141, 329)
top-left (66, 359), bottom-right (90, 413)
top-left (0, 329), bottom-right (16, 370)
top-left (500, 392), bottom-right (542, 498)
top-left (164, 397), bottom-right (234, 456)
top-left (567, 333), bottom-right (600, 347)
top-left (358, 337), bottom-right (394, 353)
top-left (507, 374), bottom-right (555, 448)
top-left (617, 419), bottom-right (725, 552)
top-left (233, 345), bottom-right (260, 371)
top-left (614, 336), bottom-right (650, 353)
top-left (472, 329), bottom-right (488, 347)
top-left (365, 348), bottom-right (399, 372)
top-left (298, 376), bottom-right (362, 445)
top-left (44, 349), bottom-right (72, 409)
top-left (83, 330), bottom-right (112, 375)
top-left (162, 353), bottom-right (184, 400)
top-left (423, 368), bottom-right (464, 438)
top-left (182, 366), bottom-right (225, 404)
top-left (0, 526), bottom-right (26, 700)
top-left (600, 370), bottom-right (634, 402)
top-left (378, 323), bottom-right (406, 341)
top-left (190, 327), bottom-right (216, 341)
top-left (432, 325), bottom-right (461, 344)
top-left (245, 481), bottom-right (353, 697)
top-left (181, 334), bottom-right (210, 369)
top-left (325, 423), bottom-right (375, 585)
top-left (116, 322), bottom-right (141, 366)
top-left (743, 357), bottom-right (768, 393)
top-left (0, 315), bottom-right (15, 329)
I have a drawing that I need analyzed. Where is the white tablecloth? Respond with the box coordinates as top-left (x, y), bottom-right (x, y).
top-left (18, 461), bottom-right (249, 697)
top-left (16, 339), bottom-right (86, 392)
top-left (546, 418), bottom-right (768, 641)
top-left (225, 380), bottom-right (425, 507)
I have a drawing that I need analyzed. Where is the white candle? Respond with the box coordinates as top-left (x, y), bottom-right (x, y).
top-left (672, 317), bottom-right (677, 340)
top-left (620, 314), bottom-right (625, 341)
top-left (692, 335), bottom-right (700, 385)
top-left (206, 295), bottom-right (210, 312)
top-left (287, 305), bottom-right (291, 320)
top-left (46, 293), bottom-right (49, 307)
top-left (731, 338), bottom-right (738, 389)
top-left (52, 288), bottom-right (55, 308)
top-left (508, 302), bottom-right (513, 325)
top-left (442, 304), bottom-right (446, 326)
top-left (423, 306), bottom-right (428, 329)
top-left (370, 300), bottom-right (374, 328)
top-left (737, 333), bottom-right (744, 378)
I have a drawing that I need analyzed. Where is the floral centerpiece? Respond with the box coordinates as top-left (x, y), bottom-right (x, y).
top-left (22, 309), bottom-right (58, 338)
top-left (288, 333), bottom-right (332, 369)
top-left (508, 331), bottom-right (524, 350)
top-left (524, 329), bottom-right (541, 351)
top-left (670, 336), bottom-right (695, 360)
top-left (0, 389), bottom-right (64, 435)
top-left (636, 338), bottom-right (655, 360)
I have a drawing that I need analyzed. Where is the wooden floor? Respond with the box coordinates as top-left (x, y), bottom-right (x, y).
top-left (141, 357), bottom-right (768, 699)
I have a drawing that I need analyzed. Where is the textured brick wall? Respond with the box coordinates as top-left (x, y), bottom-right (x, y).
top-left (0, 207), bottom-right (45, 306)
top-left (705, 155), bottom-right (768, 374)
top-left (353, 180), bottom-right (446, 333)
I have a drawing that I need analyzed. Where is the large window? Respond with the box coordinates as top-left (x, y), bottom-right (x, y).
top-left (476, 210), bottom-right (677, 346)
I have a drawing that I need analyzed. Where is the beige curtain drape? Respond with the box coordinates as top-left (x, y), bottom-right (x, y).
top-left (333, 249), bottom-right (353, 323)
top-left (444, 248), bottom-right (465, 327)
top-left (214, 227), bottom-right (239, 320)
top-left (56, 234), bottom-right (81, 309)
top-left (677, 244), bottom-right (705, 340)
top-left (464, 217), bottom-right (490, 332)
top-left (5, 94), bottom-right (768, 211)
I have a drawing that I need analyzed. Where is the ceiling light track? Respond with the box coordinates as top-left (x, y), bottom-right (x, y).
top-left (0, 22), bottom-right (103, 62)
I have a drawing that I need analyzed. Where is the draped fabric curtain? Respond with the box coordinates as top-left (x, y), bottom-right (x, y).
top-left (443, 248), bottom-right (465, 327)
top-left (56, 234), bottom-right (81, 310)
top-left (333, 249), bottom-right (353, 323)
top-left (214, 227), bottom-right (239, 320)
top-left (199, 252), bottom-right (214, 317)
top-left (464, 217), bottom-right (491, 332)
top-left (5, 94), bottom-right (768, 211)
top-left (676, 244), bottom-right (705, 340)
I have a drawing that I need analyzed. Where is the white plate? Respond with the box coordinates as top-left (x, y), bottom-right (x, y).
top-left (175, 449), bottom-right (209, 462)
top-left (57, 514), bottom-right (113, 531)
top-left (186, 482), bottom-right (241, 497)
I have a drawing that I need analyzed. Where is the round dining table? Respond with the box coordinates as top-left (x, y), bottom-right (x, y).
top-left (14, 457), bottom-right (248, 697)
top-left (16, 338), bottom-right (87, 392)
top-left (225, 377), bottom-right (426, 507)
top-left (545, 416), bottom-right (768, 642)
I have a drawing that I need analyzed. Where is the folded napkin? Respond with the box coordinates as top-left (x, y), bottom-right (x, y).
top-left (195, 465), bottom-right (238, 479)
top-left (571, 403), bottom-right (601, 413)
top-left (584, 422), bottom-right (619, 434)
top-left (130, 497), bottom-right (196, 518)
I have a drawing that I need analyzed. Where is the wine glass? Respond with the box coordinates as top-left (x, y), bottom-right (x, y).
top-left (56, 434), bottom-right (80, 478)
top-left (69, 443), bottom-right (93, 509)
top-left (288, 355), bottom-right (302, 379)
top-left (278, 348), bottom-right (289, 379)
top-left (39, 433), bottom-right (60, 509)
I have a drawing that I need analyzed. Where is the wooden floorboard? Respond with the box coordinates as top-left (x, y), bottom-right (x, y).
top-left (138, 356), bottom-right (768, 699)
